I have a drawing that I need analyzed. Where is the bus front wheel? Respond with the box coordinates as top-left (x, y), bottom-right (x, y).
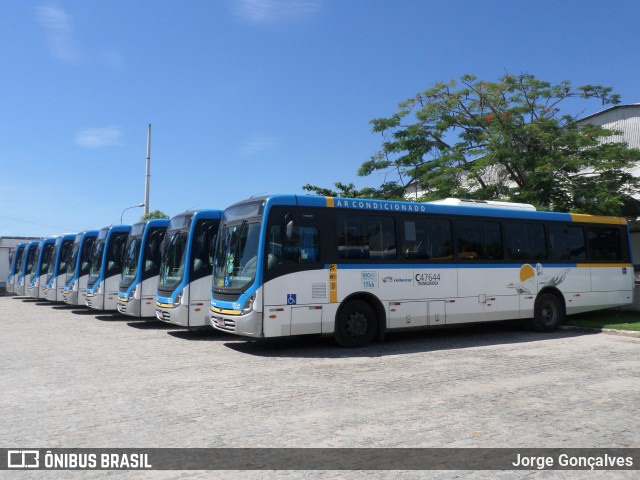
top-left (531, 293), bottom-right (564, 332)
top-left (334, 300), bottom-right (377, 348)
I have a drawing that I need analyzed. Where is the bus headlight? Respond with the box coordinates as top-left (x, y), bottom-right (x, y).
top-left (173, 291), bottom-right (183, 308)
top-left (129, 286), bottom-right (137, 301)
top-left (242, 294), bottom-right (256, 314)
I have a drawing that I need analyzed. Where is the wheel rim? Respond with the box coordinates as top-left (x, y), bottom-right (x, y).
top-left (346, 311), bottom-right (368, 337)
top-left (541, 302), bottom-right (557, 326)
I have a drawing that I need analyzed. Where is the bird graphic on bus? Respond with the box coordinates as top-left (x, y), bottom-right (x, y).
top-left (507, 263), bottom-right (570, 294)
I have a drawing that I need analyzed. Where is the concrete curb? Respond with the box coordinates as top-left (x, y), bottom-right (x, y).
top-left (560, 324), bottom-right (640, 338)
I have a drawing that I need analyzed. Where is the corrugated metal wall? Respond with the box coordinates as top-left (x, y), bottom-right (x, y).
top-left (580, 105), bottom-right (640, 149)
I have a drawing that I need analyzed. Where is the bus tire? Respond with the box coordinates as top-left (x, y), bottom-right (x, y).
top-left (531, 293), bottom-right (564, 332)
top-left (334, 300), bottom-right (377, 348)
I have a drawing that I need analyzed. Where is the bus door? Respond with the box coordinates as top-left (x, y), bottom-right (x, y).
top-left (263, 209), bottom-right (323, 336)
top-left (187, 219), bottom-right (218, 326)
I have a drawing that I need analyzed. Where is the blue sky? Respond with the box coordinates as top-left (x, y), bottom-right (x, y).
top-left (1, 0), bottom-right (639, 237)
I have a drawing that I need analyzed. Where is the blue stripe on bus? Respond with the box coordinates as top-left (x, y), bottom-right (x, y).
top-left (290, 195), bottom-right (576, 222)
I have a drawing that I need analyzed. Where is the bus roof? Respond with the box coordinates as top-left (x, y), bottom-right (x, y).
top-left (167, 210), bottom-right (222, 230)
top-left (229, 194), bottom-right (627, 226)
top-left (97, 224), bottom-right (132, 233)
top-left (131, 218), bottom-right (170, 228)
top-left (130, 218), bottom-right (169, 236)
top-left (76, 229), bottom-right (99, 237)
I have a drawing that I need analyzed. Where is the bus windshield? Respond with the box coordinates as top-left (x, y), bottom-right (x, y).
top-left (158, 230), bottom-right (189, 291)
top-left (27, 245), bottom-right (42, 273)
top-left (66, 239), bottom-right (81, 283)
top-left (58, 241), bottom-right (73, 276)
top-left (46, 245), bottom-right (59, 277)
top-left (15, 249), bottom-right (26, 274)
top-left (67, 236), bottom-right (95, 283)
top-left (26, 247), bottom-right (39, 274)
top-left (212, 220), bottom-right (262, 293)
top-left (88, 239), bottom-right (106, 285)
top-left (120, 234), bottom-right (142, 288)
top-left (105, 233), bottom-right (128, 278)
top-left (41, 244), bottom-right (54, 277)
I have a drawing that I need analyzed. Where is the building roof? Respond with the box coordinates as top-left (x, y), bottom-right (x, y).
top-left (578, 103), bottom-right (640, 123)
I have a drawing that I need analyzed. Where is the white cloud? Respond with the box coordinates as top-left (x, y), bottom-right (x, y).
top-left (239, 134), bottom-right (278, 155)
top-left (75, 126), bottom-right (123, 148)
top-left (232, 0), bottom-right (320, 24)
top-left (35, 4), bottom-right (80, 63)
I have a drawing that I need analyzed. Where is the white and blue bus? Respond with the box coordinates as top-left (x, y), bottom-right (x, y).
top-left (15, 241), bottom-right (40, 296)
top-left (63, 230), bottom-right (99, 306)
top-left (6, 242), bottom-right (27, 294)
top-left (209, 195), bottom-right (634, 347)
top-left (26, 237), bottom-right (56, 299)
top-left (86, 225), bottom-right (131, 310)
top-left (117, 219), bottom-right (169, 318)
top-left (44, 234), bottom-right (76, 302)
top-left (155, 210), bottom-right (222, 329)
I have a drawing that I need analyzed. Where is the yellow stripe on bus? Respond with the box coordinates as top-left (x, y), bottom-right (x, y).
top-left (329, 263), bottom-right (338, 303)
top-left (210, 306), bottom-right (241, 316)
top-left (156, 302), bottom-right (174, 309)
top-left (570, 213), bottom-right (627, 225)
top-left (325, 196), bottom-right (335, 208)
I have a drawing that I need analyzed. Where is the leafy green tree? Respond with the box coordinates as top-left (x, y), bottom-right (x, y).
top-left (301, 181), bottom-right (405, 199)
top-left (305, 73), bottom-right (640, 216)
top-left (141, 210), bottom-right (170, 220)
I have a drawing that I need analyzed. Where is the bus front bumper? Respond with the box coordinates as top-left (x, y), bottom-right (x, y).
top-left (156, 304), bottom-right (188, 327)
top-left (210, 309), bottom-right (262, 337)
top-left (117, 298), bottom-right (140, 317)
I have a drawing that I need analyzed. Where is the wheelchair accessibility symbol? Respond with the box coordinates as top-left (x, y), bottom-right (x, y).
top-left (287, 294), bottom-right (297, 305)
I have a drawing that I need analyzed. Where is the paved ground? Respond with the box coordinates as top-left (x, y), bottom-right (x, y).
top-left (1, 295), bottom-right (639, 479)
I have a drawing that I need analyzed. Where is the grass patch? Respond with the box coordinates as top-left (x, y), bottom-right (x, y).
top-left (565, 308), bottom-right (640, 331)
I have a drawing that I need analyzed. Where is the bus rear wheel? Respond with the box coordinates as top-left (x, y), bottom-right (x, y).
top-left (334, 300), bottom-right (377, 348)
top-left (531, 293), bottom-right (564, 332)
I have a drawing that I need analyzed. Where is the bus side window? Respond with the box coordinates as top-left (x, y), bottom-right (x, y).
top-left (296, 226), bottom-right (319, 263)
top-left (191, 221), bottom-right (218, 280)
top-left (267, 225), bottom-right (283, 270)
top-left (549, 225), bottom-right (586, 261)
top-left (587, 227), bottom-right (623, 261)
top-left (505, 222), bottom-right (547, 261)
top-left (456, 220), bottom-right (502, 261)
top-left (144, 228), bottom-right (166, 277)
top-left (80, 239), bottom-right (94, 276)
top-left (402, 218), bottom-right (452, 260)
top-left (108, 234), bottom-right (127, 276)
top-left (267, 224), bottom-right (319, 269)
top-left (337, 214), bottom-right (394, 260)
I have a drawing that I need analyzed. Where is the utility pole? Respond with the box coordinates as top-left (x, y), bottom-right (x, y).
top-left (144, 124), bottom-right (151, 216)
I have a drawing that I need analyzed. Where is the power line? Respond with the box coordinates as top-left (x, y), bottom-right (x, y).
top-left (0, 215), bottom-right (77, 232)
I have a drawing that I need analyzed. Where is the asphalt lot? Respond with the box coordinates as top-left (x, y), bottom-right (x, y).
top-left (1, 295), bottom-right (639, 479)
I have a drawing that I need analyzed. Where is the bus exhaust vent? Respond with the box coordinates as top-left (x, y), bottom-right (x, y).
top-left (312, 283), bottom-right (326, 299)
